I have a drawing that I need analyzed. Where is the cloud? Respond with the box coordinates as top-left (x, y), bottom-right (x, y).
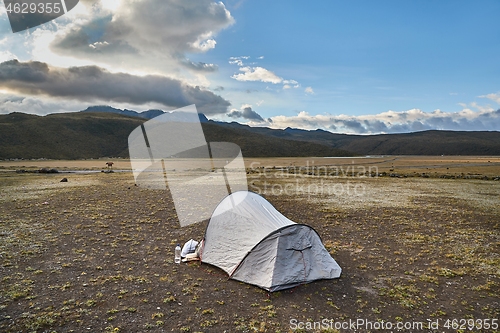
top-left (227, 105), bottom-right (264, 121)
top-left (178, 57), bottom-right (218, 72)
top-left (48, 0), bottom-right (234, 75)
top-left (228, 59), bottom-right (301, 89)
top-left (0, 50), bottom-right (17, 63)
top-left (305, 87), bottom-right (314, 94)
top-left (231, 66), bottom-right (283, 84)
top-left (0, 94), bottom-right (86, 115)
top-left (479, 92), bottom-right (500, 104)
top-left (229, 59), bottom-right (244, 66)
top-left (0, 60), bottom-right (230, 114)
top-left (229, 56), bottom-right (249, 66)
top-left (267, 105), bottom-right (500, 134)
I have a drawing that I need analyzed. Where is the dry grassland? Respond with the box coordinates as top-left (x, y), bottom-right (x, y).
top-left (0, 156), bottom-right (498, 332)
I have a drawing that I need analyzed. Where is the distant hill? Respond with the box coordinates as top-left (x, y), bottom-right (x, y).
top-left (0, 112), bottom-right (143, 159)
top-left (1, 108), bottom-right (499, 160)
top-left (0, 112), bottom-right (352, 159)
top-left (200, 122), bottom-right (354, 158)
top-left (214, 121), bottom-right (500, 156)
top-left (82, 105), bottom-right (209, 122)
top-left (332, 130), bottom-right (500, 155)
top-left (79, 105), bottom-right (500, 155)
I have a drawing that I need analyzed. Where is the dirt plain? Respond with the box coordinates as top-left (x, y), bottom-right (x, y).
top-left (0, 156), bottom-right (499, 332)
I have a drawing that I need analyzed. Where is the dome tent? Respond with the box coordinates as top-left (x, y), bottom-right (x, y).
top-left (200, 191), bottom-right (342, 292)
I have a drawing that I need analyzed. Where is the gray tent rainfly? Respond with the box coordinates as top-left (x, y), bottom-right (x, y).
top-left (200, 191), bottom-right (342, 292)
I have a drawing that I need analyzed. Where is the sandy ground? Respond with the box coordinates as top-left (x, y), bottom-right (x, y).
top-left (1, 155), bottom-right (500, 176)
top-left (0, 163), bottom-right (498, 332)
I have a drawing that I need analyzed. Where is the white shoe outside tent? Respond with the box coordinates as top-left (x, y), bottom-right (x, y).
top-left (200, 191), bottom-right (342, 292)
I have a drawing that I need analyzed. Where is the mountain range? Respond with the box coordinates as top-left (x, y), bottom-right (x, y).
top-left (1, 106), bottom-right (499, 159)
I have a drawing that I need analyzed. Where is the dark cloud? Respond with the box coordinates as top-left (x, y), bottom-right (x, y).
top-left (0, 60), bottom-right (230, 114)
top-left (341, 119), bottom-right (366, 133)
top-left (227, 106), bottom-right (264, 121)
top-left (177, 56), bottom-right (218, 72)
top-left (0, 60), bottom-right (49, 82)
top-left (363, 119), bottom-right (388, 133)
top-left (55, 24), bottom-right (139, 56)
top-left (410, 121), bottom-right (427, 132)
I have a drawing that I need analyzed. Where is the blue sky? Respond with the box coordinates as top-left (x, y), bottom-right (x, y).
top-left (210, 0), bottom-right (499, 116)
top-left (0, 0), bottom-right (499, 133)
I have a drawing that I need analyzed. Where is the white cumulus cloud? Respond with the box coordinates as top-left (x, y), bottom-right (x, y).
top-left (48, 0), bottom-right (234, 76)
top-left (479, 92), bottom-right (500, 104)
top-left (228, 57), bottom-right (303, 90)
top-left (231, 66), bottom-right (283, 84)
top-left (265, 103), bottom-right (500, 134)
